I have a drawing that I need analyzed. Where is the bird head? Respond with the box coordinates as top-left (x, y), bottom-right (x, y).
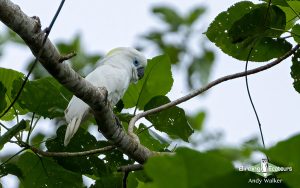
top-left (106, 47), bottom-right (147, 83)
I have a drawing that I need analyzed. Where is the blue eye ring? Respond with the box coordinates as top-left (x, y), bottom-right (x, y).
top-left (133, 60), bottom-right (139, 67)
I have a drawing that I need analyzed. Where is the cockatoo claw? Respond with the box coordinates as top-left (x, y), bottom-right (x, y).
top-left (97, 87), bottom-right (108, 106)
top-left (114, 114), bottom-right (122, 128)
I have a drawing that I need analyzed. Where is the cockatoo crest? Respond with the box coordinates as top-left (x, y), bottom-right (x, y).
top-left (64, 47), bottom-right (147, 146)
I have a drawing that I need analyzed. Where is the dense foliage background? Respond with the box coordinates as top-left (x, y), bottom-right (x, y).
top-left (1, 0), bottom-right (300, 187)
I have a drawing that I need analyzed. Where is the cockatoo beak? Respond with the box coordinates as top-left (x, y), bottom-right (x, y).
top-left (137, 67), bottom-right (145, 79)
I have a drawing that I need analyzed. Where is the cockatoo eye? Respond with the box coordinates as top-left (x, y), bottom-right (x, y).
top-left (133, 59), bottom-right (139, 67)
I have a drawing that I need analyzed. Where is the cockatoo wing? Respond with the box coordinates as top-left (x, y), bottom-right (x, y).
top-left (64, 63), bottom-right (131, 146)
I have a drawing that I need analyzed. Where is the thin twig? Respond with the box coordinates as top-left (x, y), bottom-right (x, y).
top-left (26, 112), bottom-right (35, 143)
top-left (29, 145), bottom-right (115, 157)
top-left (118, 164), bottom-right (144, 172)
top-left (123, 171), bottom-right (129, 188)
top-left (128, 44), bottom-right (300, 137)
top-left (59, 52), bottom-right (77, 63)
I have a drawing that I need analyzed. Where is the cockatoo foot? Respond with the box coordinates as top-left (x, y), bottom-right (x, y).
top-left (114, 114), bottom-right (122, 128)
top-left (97, 87), bottom-right (108, 106)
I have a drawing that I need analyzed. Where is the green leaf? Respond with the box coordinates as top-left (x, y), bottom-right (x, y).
top-left (123, 55), bottom-right (173, 109)
top-left (46, 126), bottom-right (111, 177)
top-left (265, 134), bottom-right (300, 188)
top-left (268, 0), bottom-right (289, 6)
top-left (188, 49), bottom-right (214, 88)
top-left (0, 163), bottom-right (23, 178)
top-left (90, 174), bottom-right (123, 188)
top-left (278, 1), bottom-right (300, 29)
top-left (17, 152), bottom-right (83, 188)
top-left (46, 125), bottom-right (133, 177)
top-left (187, 111), bottom-right (205, 131)
top-left (12, 77), bottom-right (71, 119)
top-left (228, 5), bottom-right (286, 43)
top-left (137, 124), bottom-right (169, 151)
top-left (292, 24), bottom-right (300, 43)
top-left (0, 120), bottom-right (26, 149)
top-left (140, 148), bottom-right (233, 188)
top-left (206, 1), bottom-right (292, 62)
top-left (0, 82), bottom-right (7, 113)
top-left (291, 50), bottom-right (300, 93)
top-left (185, 7), bottom-right (205, 25)
top-left (144, 96), bottom-right (193, 142)
top-left (0, 68), bottom-right (27, 120)
top-left (152, 6), bottom-right (183, 31)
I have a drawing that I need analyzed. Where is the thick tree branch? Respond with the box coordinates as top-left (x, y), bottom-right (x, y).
top-left (0, 0), bottom-right (153, 163)
top-left (129, 44), bottom-right (300, 136)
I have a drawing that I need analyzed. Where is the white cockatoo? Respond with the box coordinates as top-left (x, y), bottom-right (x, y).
top-left (64, 47), bottom-right (147, 146)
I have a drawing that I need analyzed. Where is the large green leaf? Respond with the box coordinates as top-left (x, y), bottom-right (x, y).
top-left (205, 171), bottom-right (288, 188)
top-left (17, 152), bottom-right (83, 188)
top-left (0, 163), bottom-right (23, 179)
top-left (144, 96), bottom-right (193, 142)
top-left (266, 134), bottom-right (300, 188)
top-left (90, 174), bottom-right (123, 188)
top-left (137, 124), bottom-right (169, 151)
top-left (46, 125), bottom-right (133, 177)
top-left (291, 50), bottom-right (300, 93)
top-left (12, 77), bottom-right (71, 119)
top-left (139, 148), bottom-right (233, 188)
top-left (123, 55), bottom-right (173, 109)
top-left (228, 5), bottom-right (286, 43)
top-left (206, 1), bottom-right (292, 62)
top-left (277, 1), bottom-right (300, 29)
top-left (266, 0), bottom-right (289, 6)
top-left (0, 68), bottom-right (27, 120)
top-left (46, 126), bottom-right (110, 177)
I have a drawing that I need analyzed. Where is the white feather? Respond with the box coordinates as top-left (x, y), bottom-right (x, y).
top-left (64, 47), bottom-right (147, 146)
